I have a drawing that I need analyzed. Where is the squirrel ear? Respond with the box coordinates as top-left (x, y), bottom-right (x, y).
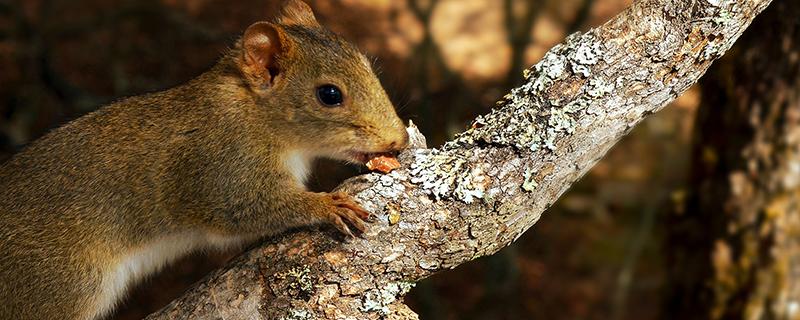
top-left (277, 0), bottom-right (320, 27)
top-left (241, 22), bottom-right (285, 88)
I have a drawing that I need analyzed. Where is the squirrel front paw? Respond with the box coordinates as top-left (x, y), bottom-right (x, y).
top-left (322, 191), bottom-right (370, 237)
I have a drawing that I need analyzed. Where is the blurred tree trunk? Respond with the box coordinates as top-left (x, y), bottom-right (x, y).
top-left (665, 1), bottom-right (800, 319)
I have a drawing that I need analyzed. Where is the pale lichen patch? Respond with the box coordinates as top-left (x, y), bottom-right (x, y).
top-left (409, 149), bottom-right (488, 204)
top-left (587, 78), bottom-right (615, 98)
top-left (376, 174), bottom-right (405, 199)
top-left (360, 282), bottom-right (416, 316)
top-left (275, 266), bottom-right (314, 297)
top-left (408, 33), bottom-right (610, 201)
top-left (450, 32), bottom-right (606, 152)
top-left (522, 167), bottom-right (538, 192)
top-left (280, 309), bottom-right (313, 320)
top-left (569, 35), bottom-right (603, 77)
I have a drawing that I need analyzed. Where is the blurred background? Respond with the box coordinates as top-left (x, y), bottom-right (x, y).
top-left (2, 0), bottom-right (795, 319)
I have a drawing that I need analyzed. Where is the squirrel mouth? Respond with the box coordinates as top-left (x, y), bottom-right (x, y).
top-left (346, 151), bottom-right (397, 165)
top-left (347, 151), bottom-right (379, 164)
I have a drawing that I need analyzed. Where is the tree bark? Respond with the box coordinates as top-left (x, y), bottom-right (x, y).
top-left (146, 0), bottom-right (773, 318)
top-left (665, 1), bottom-right (800, 319)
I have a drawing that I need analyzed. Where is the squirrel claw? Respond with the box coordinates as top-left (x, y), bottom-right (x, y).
top-left (329, 213), bottom-right (356, 238)
top-left (326, 192), bottom-right (369, 237)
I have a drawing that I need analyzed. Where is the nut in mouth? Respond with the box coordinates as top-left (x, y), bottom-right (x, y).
top-left (347, 151), bottom-right (378, 164)
top-left (346, 151), bottom-right (397, 165)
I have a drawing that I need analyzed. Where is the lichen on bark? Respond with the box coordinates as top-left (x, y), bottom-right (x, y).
top-left (145, 0), bottom-right (774, 318)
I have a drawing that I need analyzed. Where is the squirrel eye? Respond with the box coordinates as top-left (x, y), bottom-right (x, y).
top-left (316, 84), bottom-right (343, 107)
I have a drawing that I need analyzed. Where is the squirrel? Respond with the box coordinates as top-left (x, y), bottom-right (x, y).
top-left (0, 1), bottom-right (408, 319)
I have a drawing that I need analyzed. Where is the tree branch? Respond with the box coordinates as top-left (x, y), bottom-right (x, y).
top-left (146, 0), bottom-right (773, 318)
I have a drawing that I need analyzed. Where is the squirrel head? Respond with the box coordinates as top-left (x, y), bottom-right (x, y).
top-left (233, 0), bottom-right (408, 164)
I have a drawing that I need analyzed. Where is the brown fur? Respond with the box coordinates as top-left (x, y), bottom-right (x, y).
top-left (0, 1), bottom-right (407, 319)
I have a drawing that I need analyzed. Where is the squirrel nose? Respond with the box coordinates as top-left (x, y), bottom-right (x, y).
top-left (388, 130), bottom-right (409, 152)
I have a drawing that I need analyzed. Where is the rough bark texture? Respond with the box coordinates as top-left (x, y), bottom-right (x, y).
top-left (146, 0), bottom-right (772, 318)
top-left (665, 1), bottom-right (800, 319)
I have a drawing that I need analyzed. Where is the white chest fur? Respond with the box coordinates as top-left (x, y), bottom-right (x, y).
top-left (284, 150), bottom-right (312, 186)
top-left (94, 232), bottom-right (251, 320)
